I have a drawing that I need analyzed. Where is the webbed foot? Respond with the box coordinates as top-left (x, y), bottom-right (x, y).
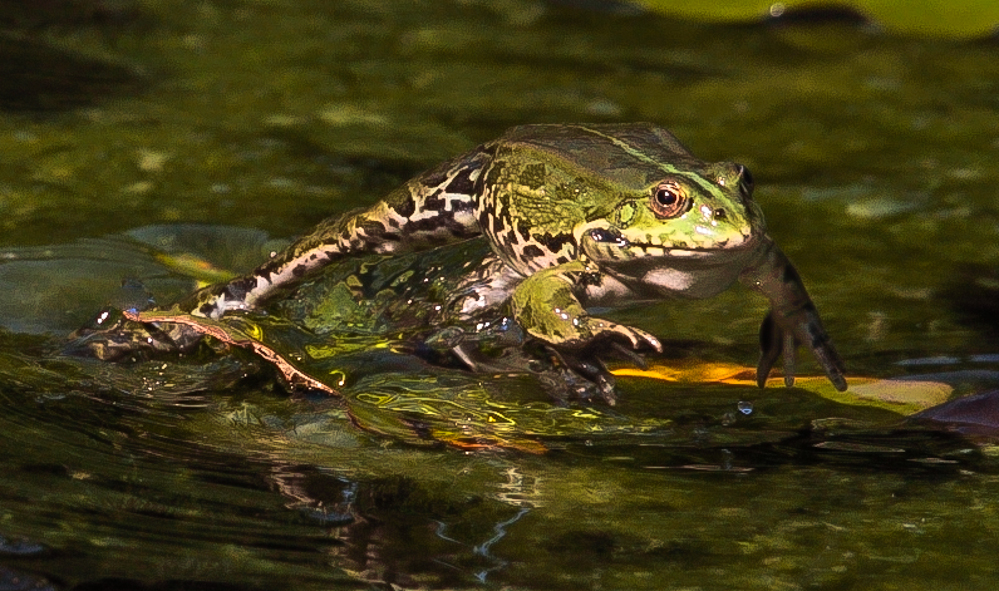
top-left (540, 331), bottom-right (660, 406)
top-left (758, 310), bottom-right (847, 391)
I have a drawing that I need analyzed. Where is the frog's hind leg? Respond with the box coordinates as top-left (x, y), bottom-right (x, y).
top-left (185, 146), bottom-right (494, 321)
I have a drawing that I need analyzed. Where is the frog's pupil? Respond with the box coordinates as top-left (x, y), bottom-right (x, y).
top-left (656, 189), bottom-right (676, 205)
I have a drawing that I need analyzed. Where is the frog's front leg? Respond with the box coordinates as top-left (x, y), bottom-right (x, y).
top-left (740, 239), bottom-right (847, 391)
top-left (510, 260), bottom-right (662, 403)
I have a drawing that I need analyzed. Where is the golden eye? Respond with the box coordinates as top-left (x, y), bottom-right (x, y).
top-left (650, 181), bottom-right (690, 219)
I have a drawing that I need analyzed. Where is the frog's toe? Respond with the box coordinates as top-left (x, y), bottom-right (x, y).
top-left (587, 320), bottom-right (662, 354)
top-left (608, 341), bottom-right (648, 371)
top-left (576, 356), bottom-right (618, 403)
top-left (814, 344), bottom-right (848, 391)
top-left (593, 372), bottom-right (618, 405)
top-left (756, 311), bottom-right (782, 387)
top-left (540, 345), bottom-right (619, 405)
top-left (757, 311), bottom-right (803, 388)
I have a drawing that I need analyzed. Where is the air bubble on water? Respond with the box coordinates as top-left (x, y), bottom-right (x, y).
top-left (738, 401), bottom-right (754, 415)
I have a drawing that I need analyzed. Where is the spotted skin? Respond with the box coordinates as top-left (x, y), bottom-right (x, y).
top-left (189, 146), bottom-right (493, 318)
top-left (169, 123), bottom-right (845, 395)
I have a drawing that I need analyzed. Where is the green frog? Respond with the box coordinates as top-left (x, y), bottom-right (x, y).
top-left (85, 123), bottom-right (846, 401)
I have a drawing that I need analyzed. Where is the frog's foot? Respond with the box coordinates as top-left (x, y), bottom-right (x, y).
top-left (65, 307), bottom-right (202, 361)
top-left (537, 345), bottom-right (613, 403)
top-left (757, 310), bottom-right (847, 391)
top-left (540, 324), bottom-right (661, 406)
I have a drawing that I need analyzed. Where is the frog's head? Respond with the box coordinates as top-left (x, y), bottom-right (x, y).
top-left (576, 156), bottom-right (766, 299)
top-left (579, 160), bottom-right (763, 261)
top-left (492, 124), bottom-right (767, 294)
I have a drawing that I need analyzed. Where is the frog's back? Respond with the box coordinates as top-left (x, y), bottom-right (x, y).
top-left (499, 122), bottom-right (691, 154)
top-left (494, 123), bottom-right (698, 189)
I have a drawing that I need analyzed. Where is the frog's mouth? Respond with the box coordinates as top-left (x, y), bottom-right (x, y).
top-left (581, 227), bottom-right (758, 264)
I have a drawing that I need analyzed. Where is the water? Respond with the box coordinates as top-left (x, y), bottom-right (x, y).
top-left (2, 1), bottom-right (999, 589)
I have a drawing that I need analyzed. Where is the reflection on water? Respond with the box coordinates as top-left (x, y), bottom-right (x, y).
top-left (2, 297), bottom-right (997, 589)
top-left (2, 0), bottom-right (999, 589)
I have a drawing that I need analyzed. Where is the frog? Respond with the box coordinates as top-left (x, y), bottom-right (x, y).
top-left (79, 123), bottom-right (846, 402)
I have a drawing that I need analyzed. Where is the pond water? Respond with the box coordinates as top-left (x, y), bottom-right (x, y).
top-left (2, 1), bottom-right (999, 589)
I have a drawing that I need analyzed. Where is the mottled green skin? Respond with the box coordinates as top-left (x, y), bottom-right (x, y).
top-left (166, 123), bottom-right (846, 397)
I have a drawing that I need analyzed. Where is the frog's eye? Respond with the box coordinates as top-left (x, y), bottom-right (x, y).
top-left (651, 181), bottom-right (691, 219)
top-left (738, 164), bottom-right (754, 198)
